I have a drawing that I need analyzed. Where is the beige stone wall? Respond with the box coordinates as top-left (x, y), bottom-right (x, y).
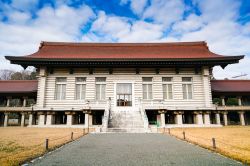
top-left (35, 67), bottom-right (213, 111)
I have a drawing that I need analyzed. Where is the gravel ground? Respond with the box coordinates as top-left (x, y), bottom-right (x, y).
top-left (31, 133), bottom-right (242, 166)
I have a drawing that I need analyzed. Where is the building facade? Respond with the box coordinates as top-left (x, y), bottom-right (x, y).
top-left (2, 41), bottom-right (248, 132)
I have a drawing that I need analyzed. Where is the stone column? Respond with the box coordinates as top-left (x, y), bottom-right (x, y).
top-left (46, 114), bottom-right (52, 126)
top-left (204, 112), bottom-right (211, 125)
top-left (23, 97), bottom-right (28, 107)
top-left (160, 113), bottom-right (166, 127)
top-left (220, 96), bottom-right (225, 106)
top-left (6, 97), bottom-right (11, 107)
top-left (215, 113), bottom-right (221, 124)
top-left (195, 112), bottom-right (203, 125)
top-left (21, 113), bottom-right (25, 127)
top-left (66, 112), bottom-right (73, 126)
top-left (89, 114), bottom-right (93, 126)
top-left (38, 112), bottom-right (45, 126)
top-left (238, 111), bottom-right (245, 126)
top-left (85, 113), bottom-right (89, 128)
top-left (223, 112), bottom-right (228, 126)
top-left (237, 96), bottom-right (242, 106)
top-left (174, 112), bottom-right (183, 125)
top-left (28, 113), bottom-right (33, 126)
top-left (4, 113), bottom-right (9, 127)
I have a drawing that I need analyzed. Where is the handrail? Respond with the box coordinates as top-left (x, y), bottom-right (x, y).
top-left (138, 98), bottom-right (149, 131)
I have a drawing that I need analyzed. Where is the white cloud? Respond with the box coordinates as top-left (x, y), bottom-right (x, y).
top-left (193, 0), bottom-right (241, 23)
top-left (90, 11), bottom-right (131, 41)
top-left (120, 0), bottom-right (148, 15)
top-left (10, 0), bottom-right (39, 12)
top-left (0, 4), bottom-right (95, 70)
top-left (143, 0), bottom-right (185, 26)
top-left (165, 0), bottom-right (250, 79)
top-left (6, 10), bottom-right (31, 24)
top-left (172, 14), bottom-right (204, 34)
top-left (119, 21), bottom-right (163, 42)
top-left (83, 11), bottom-right (163, 42)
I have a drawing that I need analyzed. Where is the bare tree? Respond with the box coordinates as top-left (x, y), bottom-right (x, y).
top-left (0, 69), bottom-right (37, 80)
top-left (0, 69), bottom-right (15, 80)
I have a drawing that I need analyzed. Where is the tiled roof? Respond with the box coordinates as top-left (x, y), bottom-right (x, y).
top-left (211, 80), bottom-right (250, 93)
top-left (0, 80), bottom-right (38, 93)
top-left (17, 41), bottom-right (238, 59)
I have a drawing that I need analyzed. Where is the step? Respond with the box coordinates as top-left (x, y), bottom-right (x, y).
top-left (108, 110), bottom-right (144, 130)
top-left (106, 128), bottom-right (146, 133)
top-left (108, 125), bottom-right (144, 128)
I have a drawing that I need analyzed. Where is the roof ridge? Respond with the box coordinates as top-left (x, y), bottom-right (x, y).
top-left (0, 80), bottom-right (37, 82)
top-left (40, 41), bottom-right (207, 47)
top-left (211, 79), bottom-right (250, 81)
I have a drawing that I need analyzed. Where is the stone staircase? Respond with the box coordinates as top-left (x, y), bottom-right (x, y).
top-left (107, 110), bottom-right (146, 133)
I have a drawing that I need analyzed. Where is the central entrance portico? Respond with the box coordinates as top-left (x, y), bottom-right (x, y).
top-left (114, 81), bottom-right (135, 112)
top-left (108, 81), bottom-right (144, 132)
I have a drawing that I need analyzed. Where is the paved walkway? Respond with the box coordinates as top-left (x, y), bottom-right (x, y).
top-left (31, 134), bottom-right (242, 166)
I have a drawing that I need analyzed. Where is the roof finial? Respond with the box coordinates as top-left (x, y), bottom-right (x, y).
top-left (39, 41), bottom-right (44, 50)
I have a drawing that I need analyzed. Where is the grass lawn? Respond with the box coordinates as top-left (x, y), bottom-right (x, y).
top-left (0, 127), bottom-right (86, 166)
top-left (168, 126), bottom-right (250, 164)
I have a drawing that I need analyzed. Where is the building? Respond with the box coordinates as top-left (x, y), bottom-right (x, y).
top-left (1, 41), bottom-right (248, 132)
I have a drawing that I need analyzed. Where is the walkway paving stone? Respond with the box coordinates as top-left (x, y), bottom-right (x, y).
top-left (31, 133), bottom-right (242, 166)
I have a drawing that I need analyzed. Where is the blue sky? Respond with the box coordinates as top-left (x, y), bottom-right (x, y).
top-left (0, 0), bottom-right (250, 79)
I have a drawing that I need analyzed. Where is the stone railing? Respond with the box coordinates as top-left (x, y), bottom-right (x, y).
top-left (0, 107), bottom-right (33, 112)
top-left (217, 105), bottom-right (250, 111)
top-left (141, 99), bottom-right (165, 109)
top-left (138, 98), bottom-right (149, 131)
top-left (101, 98), bottom-right (111, 132)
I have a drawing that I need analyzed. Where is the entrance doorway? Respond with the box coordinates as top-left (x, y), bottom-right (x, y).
top-left (116, 83), bottom-right (133, 107)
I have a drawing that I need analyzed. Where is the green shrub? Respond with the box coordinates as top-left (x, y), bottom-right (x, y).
top-left (212, 98), bottom-right (222, 105)
top-left (226, 98), bottom-right (238, 106)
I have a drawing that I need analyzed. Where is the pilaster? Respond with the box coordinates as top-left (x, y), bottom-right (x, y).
top-left (202, 67), bottom-right (212, 107)
top-left (37, 67), bottom-right (47, 108)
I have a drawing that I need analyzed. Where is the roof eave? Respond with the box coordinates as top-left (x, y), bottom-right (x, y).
top-left (5, 55), bottom-right (244, 69)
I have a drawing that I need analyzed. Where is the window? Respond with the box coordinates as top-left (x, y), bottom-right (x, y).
top-left (182, 77), bottom-right (192, 99)
top-left (55, 77), bottom-right (66, 100)
top-left (96, 77), bottom-right (106, 100)
top-left (75, 77), bottom-right (86, 100)
top-left (162, 77), bottom-right (173, 99)
top-left (117, 83), bottom-right (132, 106)
top-left (142, 77), bottom-right (153, 99)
